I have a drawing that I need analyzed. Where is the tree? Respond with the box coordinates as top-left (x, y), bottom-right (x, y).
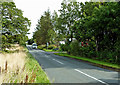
top-left (72, 2), bottom-right (120, 63)
top-left (72, 2), bottom-right (100, 50)
top-left (34, 9), bottom-right (55, 46)
top-left (58, 1), bottom-right (81, 44)
top-left (85, 2), bottom-right (120, 52)
top-left (1, 2), bottom-right (31, 49)
top-left (52, 11), bottom-right (64, 46)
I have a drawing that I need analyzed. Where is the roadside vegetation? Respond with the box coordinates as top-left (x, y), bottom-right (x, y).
top-left (54, 53), bottom-right (120, 70)
top-left (0, 2), bottom-right (49, 84)
top-left (33, 1), bottom-right (120, 67)
top-left (25, 50), bottom-right (50, 83)
top-left (0, 44), bottom-right (50, 84)
top-left (1, 1), bottom-right (119, 83)
top-left (1, 2), bottom-right (31, 51)
top-left (37, 44), bottom-right (61, 52)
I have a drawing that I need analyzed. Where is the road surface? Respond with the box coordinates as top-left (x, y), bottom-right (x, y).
top-left (27, 45), bottom-right (119, 85)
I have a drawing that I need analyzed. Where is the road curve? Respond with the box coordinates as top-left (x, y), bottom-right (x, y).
top-left (27, 45), bottom-right (120, 85)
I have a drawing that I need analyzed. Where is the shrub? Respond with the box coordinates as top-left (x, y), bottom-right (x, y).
top-left (47, 45), bottom-right (56, 50)
top-left (95, 50), bottom-right (117, 64)
top-left (106, 52), bottom-right (115, 63)
top-left (69, 41), bottom-right (80, 55)
top-left (60, 44), bottom-right (64, 51)
top-left (37, 45), bottom-right (46, 50)
top-left (105, 51), bottom-right (119, 64)
top-left (60, 44), bottom-right (70, 52)
top-left (53, 48), bottom-right (59, 51)
top-left (79, 46), bottom-right (90, 57)
top-left (87, 50), bottom-right (96, 58)
top-left (37, 45), bottom-right (43, 50)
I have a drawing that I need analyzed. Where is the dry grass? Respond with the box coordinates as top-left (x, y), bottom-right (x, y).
top-left (0, 52), bottom-right (26, 72)
top-left (0, 44), bottom-right (50, 84)
top-left (0, 44), bottom-right (27, 84)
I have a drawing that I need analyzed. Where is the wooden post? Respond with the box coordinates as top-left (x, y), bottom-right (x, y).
top-left (25, 74), bottom-right (28, 83)
top-left (0, 66), bottom-right (1, 74)
top-left (5, 61), bottom-right (7, 73)
top-left (20, 81), bottom-right (23, 85)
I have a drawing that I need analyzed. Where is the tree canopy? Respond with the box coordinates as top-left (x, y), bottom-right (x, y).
top-left (33, 9), bottom-right (55, 45)
top-left (1, 2), bottom-right (31, 49)
top-left (33, 1), bottom-right (120, 64)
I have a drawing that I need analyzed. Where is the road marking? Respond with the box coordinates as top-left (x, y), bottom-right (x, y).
top-left (74, 69), bottom-right (109, 85)
top-left (52, 59), bottom-right (64, 64)
top-left (45, 55), bottom-right (49, 58)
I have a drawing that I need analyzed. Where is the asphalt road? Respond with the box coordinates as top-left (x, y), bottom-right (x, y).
top-left (27, 45), bottom-right (119, 85)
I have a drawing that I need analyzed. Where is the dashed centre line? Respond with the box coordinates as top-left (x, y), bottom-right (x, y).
top-left (45, 55), bottom-right (49, 58)
top-left (74, 69), bottom-right (109, 85)
top-left (52, 59), bottom-right (64, 65)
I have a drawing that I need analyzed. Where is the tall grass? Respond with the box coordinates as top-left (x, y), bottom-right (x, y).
top-left (0, 44), bottom-right (50, 84)
top-left (0, 44), bottom-right (27, 84)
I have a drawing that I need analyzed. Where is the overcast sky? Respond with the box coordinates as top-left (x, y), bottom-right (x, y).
top-left (14, 0), bottom-right (89, 39)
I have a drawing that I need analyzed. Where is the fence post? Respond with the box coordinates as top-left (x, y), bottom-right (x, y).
top-left (0, 66), bottom-right (1, 74)
top-left (5, 61), bottom-right (7, 73)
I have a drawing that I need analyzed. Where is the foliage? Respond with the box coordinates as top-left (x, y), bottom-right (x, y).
top-left (26, 52), bottom-right (50, 83)
top-left (47, 45), bottom-right (56, 50)
top-left (58, 1), bottom-right (81, 43)
top-left (28, 39), bottom-right (34, 45)
top-left (1, 2), bottom-right (31, 50)
top-left (37, 45), bottom-right (46, 50)
top-left (33, 9), bottom-right (55, 46)
top-left (60, 44), bottom-right (70, 52)
top-left (51, 11), bottom-right (64, 45)
top-left (34, 1), bottom-right (120, 64)
top-left (54, 53), bottom-right (120, 69)
top-left (69, 40), bottom-right (80, 55)
top-left (71, 2), bottom-right (119, 64)
top-left (87, 50), bottom-right (96, 58)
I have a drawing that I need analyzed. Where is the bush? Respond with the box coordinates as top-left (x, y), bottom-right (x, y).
top-left (60, 44), bottom-right (65, 51)
top-left (87, 50), bottom-right (96, 58)
top-left (79, 46), bottom-right (90, 57)
top-left (60, 44), bottom-right (70, 51)
top-left (53, 48), bottom-right (59, 51)
top-left (95, 50), bottom-right (118, 64)
top-left (37, 45), bottom-right (46, 50)
top-left (69, 41), bottom-right (80, 55)
top-left (47, 45), bottom-right (56, 50)
top-left (37, 45), bottom-right (43, 50)
top-left (62, 40), bottom-right (91, 57)
top-left (106, 51), bottom-right (115, 63)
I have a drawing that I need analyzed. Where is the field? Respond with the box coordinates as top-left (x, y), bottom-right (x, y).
top-left (0, 44), bottom-right (49, 84)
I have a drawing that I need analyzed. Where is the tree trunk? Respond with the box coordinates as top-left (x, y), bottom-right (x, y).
top-left (96, 39), bottom-right (98, 52)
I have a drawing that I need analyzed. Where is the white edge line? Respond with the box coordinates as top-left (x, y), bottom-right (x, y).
top-left (52, 59), bottom-right (64, 64)
top-left (74, 69), bottom-right (109, 85)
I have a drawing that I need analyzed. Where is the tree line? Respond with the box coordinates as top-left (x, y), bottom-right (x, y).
top-left (34, 1), bottom-right (120, 64)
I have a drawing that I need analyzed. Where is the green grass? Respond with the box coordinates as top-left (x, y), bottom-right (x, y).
top-left (43, 48), bottom-right (60, 52)
top-left (25, 48), bottom-right (50, 83)
top-left (43, 49), bottom-right (54, 52)
top-left (54, 53), bottom-right (120, 69)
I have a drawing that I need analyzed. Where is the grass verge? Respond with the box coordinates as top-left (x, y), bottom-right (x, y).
top-left (25, 52), bottom-right (50, 83)
top-left (54, 53), bottom-right (120, 71)
top-left (43, 49), bottom-right (60, 52)
top-left (43, 49), bottom-right (54, 52)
